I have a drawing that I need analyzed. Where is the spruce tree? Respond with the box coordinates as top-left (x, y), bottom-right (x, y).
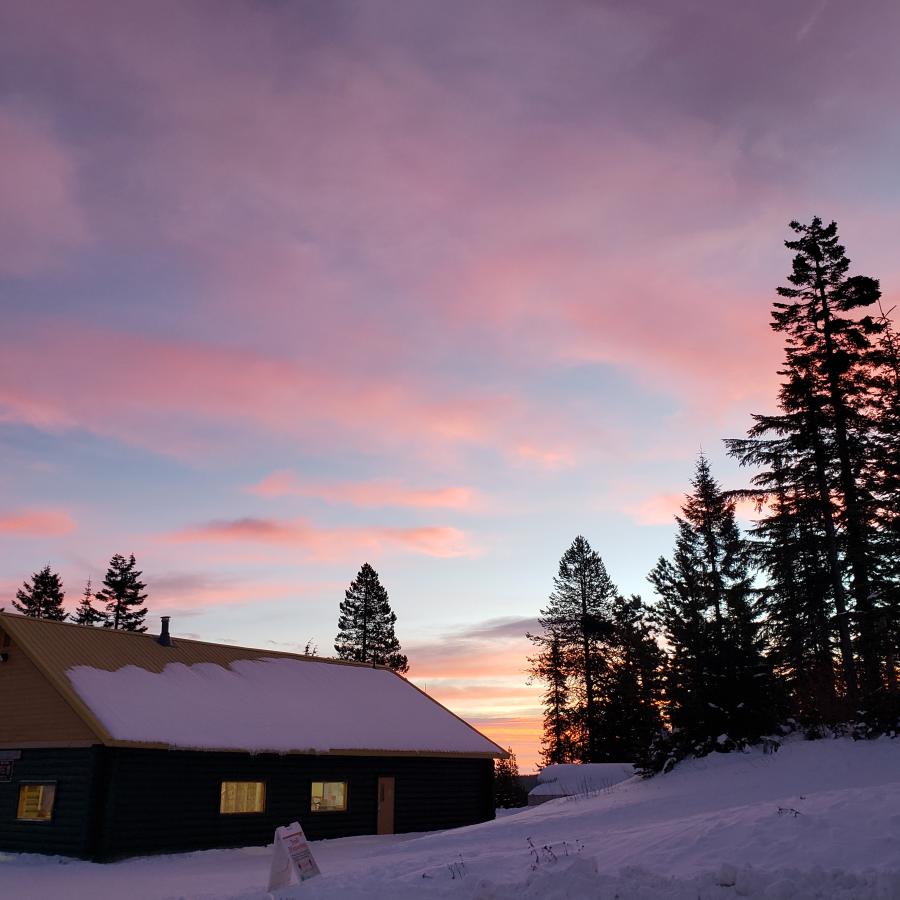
top-left (598, 595), bottom-right (664, 760)
top-left (728, 218), bottom-right (891, 709)
top-left (12, 565), bottom-right (67, 620)
top-left (97, 554), bottom-right (149, 632)
top-left (871, 304), bottom-right (900, 694)
top-left (493, 748), bottom-right (527, 808)
top-left (532, 536), bottom-right (617, 762)
top-left (72, 577), bottom-right (107, 627)
top-left (772, 218), bottom-right (884, 696)
top-left (334, 563), bottom-right (408, 673)
top-left (726, 435), bottom-right (839, 721)
top-left (646, 455), bottom-right (776, 766)
top-left (528, 631), bottom-right (574, 765)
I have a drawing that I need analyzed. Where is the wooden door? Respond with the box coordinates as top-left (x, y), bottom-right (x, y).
top-left (377, 777), bottom-right (395, 835)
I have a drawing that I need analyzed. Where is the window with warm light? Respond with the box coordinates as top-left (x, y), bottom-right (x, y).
top-left (219, 781), bottom-right (265, 815)
top-left (311, 781), bottom-right (347, 812)
top-left (17, 784), bottom-right (56, 821)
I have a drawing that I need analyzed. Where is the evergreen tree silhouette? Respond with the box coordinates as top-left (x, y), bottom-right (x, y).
top-left (12, 565), bottom-right (67, 620)
top-left (334, 563), bottom-right (408, 673)
top-left (72, 577), bottom-right (107, 626)
top-left (97, 554), bottom-right (148, 632)
top-left (532, 536), bottom-right (617, 762)
top-left (646, 455), bottom-right (777, 766)
top-left (528, 631), bottom-right (574, 766)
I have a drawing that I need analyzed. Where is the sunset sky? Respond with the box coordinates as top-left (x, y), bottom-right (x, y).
top-left (2, 0), bottom-right (900, 769)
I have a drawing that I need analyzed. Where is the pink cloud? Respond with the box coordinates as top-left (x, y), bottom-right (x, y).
top-left (146, 572), bottom-right (330, 616)
top-left (625, 491), bottom-right (769, 526)
top-left (168, 516), bottom-right (475, 560)
top-left (0, 108), bottom-right (89, 276)
top-left (624, 493), bottom-right (686, 526)
top-left (0, 508), bottom-right (76, 537)
top-left (515, 443), bottom-right (575, 471)
top-left (247, 471), bottom-right (479, 510)
top-left (0, 325), bottom-right (513, 459)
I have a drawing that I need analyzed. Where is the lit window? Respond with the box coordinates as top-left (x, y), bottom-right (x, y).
top-left (311, 781), bottom-right (347, 812)
top-left (220, 781), bottom-right (265, 815)
top-left (17, 784), bottom-right (56, 821)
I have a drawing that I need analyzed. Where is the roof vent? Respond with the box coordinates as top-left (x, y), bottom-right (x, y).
top-left (158, 616), bottom-right (174, 648)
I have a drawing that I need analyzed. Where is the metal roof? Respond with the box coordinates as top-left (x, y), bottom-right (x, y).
top-left (0, 612), bottom-right (506, 758)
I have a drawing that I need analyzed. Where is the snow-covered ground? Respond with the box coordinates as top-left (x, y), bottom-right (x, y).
top-left (3, 737), bottom-right (899, 899)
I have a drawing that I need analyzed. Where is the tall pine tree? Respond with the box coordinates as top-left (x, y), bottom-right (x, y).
top-left (728, 218), bottom-right (891, 708)
top-left (72, 577), bottom-right (107, 626)
top-left (597, 595), bottom-right (665, 760)
top-left (12, 565), bottom-right (67, 620)
top-left (97, 554), bottom-right (149, 632)
top-left (645, 455), bottom-right (776, 768)
top-left (773, 218), bottom-right (884, 696)
top-left (531, 536), bottom-right (617, 762)
top-left (528, 631), bottom-right (574, 766)
top-left (334, 563), bottom-right (408, 673)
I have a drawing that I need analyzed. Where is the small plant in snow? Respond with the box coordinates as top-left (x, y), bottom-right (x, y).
top-left (526, 837), bottom-right (584, 871)
top-left (566, 775), bottom-right (613, 801)
top-left (447, 854), bottom-right (467, 879)
top-left (777, 807), bottom-right (802, 817)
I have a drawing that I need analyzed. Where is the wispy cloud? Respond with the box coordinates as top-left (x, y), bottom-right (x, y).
top-left (247, 472), bottom-right (481, 510)
top-left (168, 516), bottom-right (476, 560)
top-left (0, 508), bottom-right (76, 537)
top-left (0, 108), bottom-right (89, 276)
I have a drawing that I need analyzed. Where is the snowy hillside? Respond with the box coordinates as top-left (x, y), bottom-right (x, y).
top-left (3, 737), bottom-right (899, 899)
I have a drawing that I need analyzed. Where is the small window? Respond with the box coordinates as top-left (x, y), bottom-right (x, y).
top-left (220, 781), bottom-right (265, 815)
top-left (17, 784), bottom-right (56, 821)
top-left (311, 781), bottom-right (347, 812)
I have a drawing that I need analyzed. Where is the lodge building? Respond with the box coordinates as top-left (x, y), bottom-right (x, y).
top-left (0, 612), bottom-right (503, 860)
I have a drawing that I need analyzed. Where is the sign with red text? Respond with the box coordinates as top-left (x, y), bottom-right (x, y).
top-left (267, 821), bottom-right (320, 892)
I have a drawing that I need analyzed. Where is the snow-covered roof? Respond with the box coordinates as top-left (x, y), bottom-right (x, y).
top-left (0, 613), bottom-right (502, 757)
top-left (66, 657), bottom-right (502, 756)
top-left (530, 763), bottom-right (634, 796)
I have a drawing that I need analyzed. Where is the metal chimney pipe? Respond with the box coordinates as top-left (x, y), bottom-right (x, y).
top-left (158, 616), bottom-right (173, 647)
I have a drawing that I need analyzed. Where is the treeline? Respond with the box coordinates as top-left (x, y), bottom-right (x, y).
top-left (529, 218), bottom-right (900, 772)
top-left (8, 554), bottom-right (411, 675)
top-left (11, 554), bottom-right (149, 631)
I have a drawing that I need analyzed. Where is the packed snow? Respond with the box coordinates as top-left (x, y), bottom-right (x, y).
top-left (3, 737), bottom-right (899, 899)
top-left (66, 658), bottom-right (500, 755)
top-left (528, 762), bottom-right (634, 800)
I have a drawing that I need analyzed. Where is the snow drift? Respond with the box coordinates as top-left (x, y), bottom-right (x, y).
top-left (3, 736), bottom-right (899, 899)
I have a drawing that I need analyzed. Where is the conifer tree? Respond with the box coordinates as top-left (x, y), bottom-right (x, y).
top-left (532, 536), bottom-right (617, 762)
top-left (528, 631), bottom-right (573, 766)
top-left (72, 577), bottom-right (107, 627)
top-left (493, 748), bottom-right (527, 808)
top-left (772, 218), bottom-right (884, 696)
top-left (334, 563), bottom-right (408, 673)
top-left (597, 595), bottom-right (665, 760)
top-left (12, 565), bottom-right (67, 620)
top-left (871, 304), bottom-right (900, 694)
top-left (728, 218), bottom-right (890, 706)
top-left (97, 554), bottom-right (148, 632)
top-left (726, 435), bottom-right (839, 720)
top-left (646, 456), bottom-right (776, 766)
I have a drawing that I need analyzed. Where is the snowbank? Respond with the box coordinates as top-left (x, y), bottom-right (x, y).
top-left (529, 762), bottom-right (634, 799)
top-left (66, 657), bottom-right (500, 754)
top-left (4, 737), bottom-right (899, 899)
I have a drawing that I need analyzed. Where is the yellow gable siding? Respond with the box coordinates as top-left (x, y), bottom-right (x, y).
top-left (0, 629), bottom-right (99, 748)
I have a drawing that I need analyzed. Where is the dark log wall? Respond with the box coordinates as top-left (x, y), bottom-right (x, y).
top-left (0, 747), bottom-right (101, 857)
top-left (97, 749), bottom-right (494, 859)
top-left (0, 747), bottom-right (494, 859)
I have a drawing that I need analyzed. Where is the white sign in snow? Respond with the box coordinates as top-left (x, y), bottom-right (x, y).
top-left (267, 821), bottom-right (320, 893)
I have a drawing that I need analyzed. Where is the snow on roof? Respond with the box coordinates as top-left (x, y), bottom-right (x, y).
top-left (66, 657), bottom-right (501, 756)
top-left (530, 763), bottom-right (635, 796)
